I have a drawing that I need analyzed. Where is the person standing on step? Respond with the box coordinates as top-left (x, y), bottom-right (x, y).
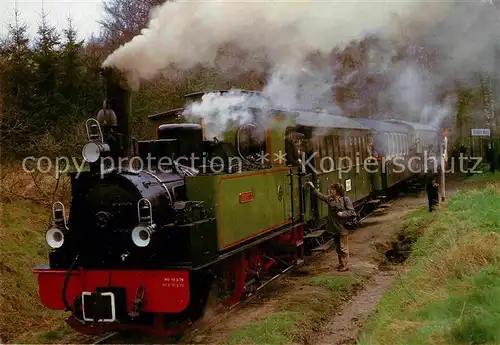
top-left (305, 181), bottom-right (356, 272)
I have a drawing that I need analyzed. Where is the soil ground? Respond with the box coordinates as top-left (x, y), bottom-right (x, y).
top-left (182, 174), bottom-right (469, 345)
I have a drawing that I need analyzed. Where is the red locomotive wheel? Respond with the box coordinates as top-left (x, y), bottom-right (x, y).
top-left (223, 255), bottom-right (249, 307)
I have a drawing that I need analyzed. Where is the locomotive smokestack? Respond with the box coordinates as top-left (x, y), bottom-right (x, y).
top-left (100, 67), bottom-right (132, 157)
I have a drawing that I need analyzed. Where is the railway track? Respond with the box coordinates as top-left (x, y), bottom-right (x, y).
top-left (91, 184), bottom-right (415, 345)
top-left (91, 332), bottom-right (118, 344)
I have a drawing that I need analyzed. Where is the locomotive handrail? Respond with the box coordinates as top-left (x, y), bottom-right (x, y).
top-left (137, 198), bottom-right (153, 225)
top-left (85, 118), bottom-right (104, 143)
top-left (52, 201), bottom-right (68, 230)
top-left (173, 161), bottom-right (199, 177)
top-left (141, 171), bottom-right (173, 206)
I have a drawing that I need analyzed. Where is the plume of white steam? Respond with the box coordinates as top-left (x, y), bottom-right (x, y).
top-left (183, 90), bottom-right (270, 140)
top-left (263, 64), bottom-right (342, 114)
top-left (102, 0), bottom-right (426, 84)
top-left (345, 0), bottom-right (499, 131)
top-left (184, 63), bottom-right (344, 138)
top-left (103, 0), bottom-right (500, 136)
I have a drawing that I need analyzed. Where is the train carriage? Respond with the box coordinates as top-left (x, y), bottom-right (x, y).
top-left (385, 119), bottom-right (441, 174)
top-left (353, 118), bottom-right (414, 191)
top-left (285, 111), bottom-right (375, 227)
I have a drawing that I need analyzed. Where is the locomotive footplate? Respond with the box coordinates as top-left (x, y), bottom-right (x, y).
top-left (82, 291), bottom-right (116, 322)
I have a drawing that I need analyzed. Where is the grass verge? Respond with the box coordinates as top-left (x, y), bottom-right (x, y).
top-left (0, 199), bottom-right (71, 343)
top-left (224, 275), bottom-right (360, 345)
top-left (0, 162), bottom-right (73, 343)
top-left (359, 180), bottom-right (500, 345)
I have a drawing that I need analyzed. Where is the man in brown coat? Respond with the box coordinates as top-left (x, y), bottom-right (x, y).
top-left (306, 182), bottom-right (356, 271)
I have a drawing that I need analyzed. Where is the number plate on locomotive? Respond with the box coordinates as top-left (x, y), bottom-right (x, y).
top-left (239, 191), bottom-right (254, 204)
top-left (82, 292), bottom-right (116, 322)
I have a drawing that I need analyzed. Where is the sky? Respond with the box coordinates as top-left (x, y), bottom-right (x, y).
top-left (0, 0), bottom-right (105, 41)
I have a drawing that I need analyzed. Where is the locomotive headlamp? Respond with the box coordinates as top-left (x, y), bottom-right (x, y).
top-left (132, 198), bottom-right (156, 247)
top-left (46, 227), bottom-right (65, 249)
top-left (47, 201), bottom-right (68, 249)
top-left (82, 118), bottom-right (111, 163)
top-left (82, 142), bottom-right (110, 163)
top-left (131, 224), bottom-right (157, 247)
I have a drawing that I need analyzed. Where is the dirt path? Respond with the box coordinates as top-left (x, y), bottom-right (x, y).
top-left (185, 178), bottom-right (460, 345)
top-left (312, 175), bottom-right (470, 345)
top-left (316, 270), bottom-right (399, 345)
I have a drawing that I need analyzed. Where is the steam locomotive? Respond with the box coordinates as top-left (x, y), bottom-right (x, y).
top-left (33, 68), bottom-right (440, 337)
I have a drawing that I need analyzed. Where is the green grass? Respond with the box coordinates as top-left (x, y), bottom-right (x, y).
top-left (358, 182), bottom-right (500, 345)
top-left (225, 275), bottom-right (360, 345)
top-left (466, 171), bottom-right (500, 181)
top-left (309, 275), bottom-right (358, 294)
top-left (0, 200), bottom-right (67, 343)
top-left (225, 311), bottom-right (302, 345)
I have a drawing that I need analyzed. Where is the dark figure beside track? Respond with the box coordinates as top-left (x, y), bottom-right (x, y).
top-left (305, 182), bottom-right (356, 271)
top-left (426, 174), bottom-right (440, 212)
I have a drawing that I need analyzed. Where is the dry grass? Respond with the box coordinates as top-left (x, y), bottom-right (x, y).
top-left (0, 161), bottom-right (71, 207)
top-left (0, 162), bottom-right (71, 343)
top-left (359, 181), bottom-right (500, 345)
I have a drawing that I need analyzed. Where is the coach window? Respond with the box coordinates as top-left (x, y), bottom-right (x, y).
top-left (333, 136), bottom-right (340, 166)
top-left (323, 137), bottom-right (330, 159)
top-left (329, 136), bottom-right (336, 170)
top-left (350, 137), bottom-right (354, 163)
top-left (383, 133), bottom-right (388, 157)
top-left (386, 134), bottom-right (391, 157)
top-left (349, 137), bottom-right (355, 166)
top-left (361, 136), bottom-right (366, 161)
top-left (343, 137), bottom-right (349, 167)
top-left (391, 133), bottom-right (398, 157)
top-left (395, 134), bottom-right (400, 156)
top-left (322, 137), bottom-right (330, 171)
top-left (316, 138), bottom-right (323, 170)
top-left (344, 137), bottom-right (348, 161)
top-left (343, 137), bottom-right (348, 165)
top-left (397, 134), bottom-right (402, 156)
top-left (360, 136), bottom-right (364, 161)
top-left (237, 122), bottom-right (267, 161)
top-left (400, 134), bottom-right (404, 156)
top-left (394, 133), bottom-right (401, 157)
top-left (352, 137), bottom-right (356, 165)
top-left (390, 134), bottom-right (394, 157)
top-left (393, 134), bottom-right (397, 156)
top-left (386, 133), bottom-right (391, 157)
top-left (339, 136), bottom-right (346, 168)
top-left (354, 136), bottom-right (359, 163)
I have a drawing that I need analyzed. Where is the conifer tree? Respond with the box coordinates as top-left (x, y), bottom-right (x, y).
top-left (59, 17), bottom-right (83, 110)
top-left (34, 12), bottom-right (61, 104)
top-left (0, 10), bottom-right (35, 153)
